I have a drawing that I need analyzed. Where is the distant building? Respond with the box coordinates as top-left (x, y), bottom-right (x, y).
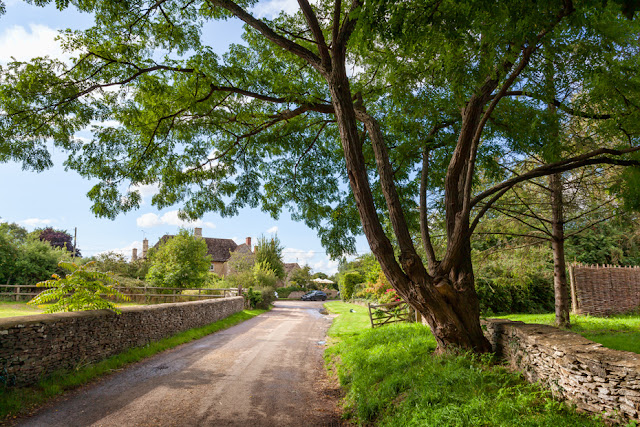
top-left (135, 228), bottom-right (254, 277)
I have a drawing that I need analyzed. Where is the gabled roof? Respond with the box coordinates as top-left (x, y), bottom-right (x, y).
top-left (284, 262), bottom-right (301, 274)
top-left (204, 238), bottom-right (238, 262)
top-left (153, 235), bottom-right (238, 262)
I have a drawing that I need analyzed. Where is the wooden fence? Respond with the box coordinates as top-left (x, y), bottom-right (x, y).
top-left (368, 300), bottom-right (412, 328)
top-left (568, 264), bottom-right (640, 316)
top-left (0, 284), bottom-right (239, 303)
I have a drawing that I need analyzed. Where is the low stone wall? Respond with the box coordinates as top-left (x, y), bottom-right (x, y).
top-left (484, 319), bottom-right (640, 422)
top-left (0, 297), bottom-right (244, 387)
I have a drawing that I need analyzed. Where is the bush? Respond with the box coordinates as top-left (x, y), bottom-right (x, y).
top-left (339, 271), bottom-right (364, 301)
top-left (245, 287), bottom-right (274, 310)
top-left (475, 275), bottom-right (554, 315)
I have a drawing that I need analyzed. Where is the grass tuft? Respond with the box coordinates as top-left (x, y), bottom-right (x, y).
top-left (0, 309), bottom-right (265, 421)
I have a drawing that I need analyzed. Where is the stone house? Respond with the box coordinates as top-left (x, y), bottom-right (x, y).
top-left (134, 228), bottom-right (253, 277)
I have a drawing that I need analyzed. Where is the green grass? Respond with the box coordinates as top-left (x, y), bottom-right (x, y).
top-left (0, 309), bottom-right (265, 421)
top-left (493, 312), bottom-right (640, 353)
top-left (0, 301), bottom-right (43, 318)
top-left (0, 300), bottom-right (155, 319)
top-left (325, 302), bottom-right (604, 426)
top-left (324, 301), bottom-right (371, 340)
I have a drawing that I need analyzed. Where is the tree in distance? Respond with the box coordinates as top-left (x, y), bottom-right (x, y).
top-left (254, 235), bottom-right (285, 280)
top-left (146, 229), bottom-right (211, 290)
top-left (34, 227), bottom-right (81, 257)
top-left (3, 0), bottom-right (640, 351)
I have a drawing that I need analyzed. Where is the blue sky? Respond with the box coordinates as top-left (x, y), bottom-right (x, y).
top-left (0, 0), bottom-right (369, 274)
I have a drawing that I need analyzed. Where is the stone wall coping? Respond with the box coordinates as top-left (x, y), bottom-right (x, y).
top-left (484, 318), bottom-right (640, 372)
top-left (0, 296), bottom-right (244, 328)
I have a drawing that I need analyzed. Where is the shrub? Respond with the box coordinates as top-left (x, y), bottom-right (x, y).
top-left (339, 271), bottom-right (364, 301)
top-left (245, 287), bottom-right (274, 310)
top-left (28, 261), bottom-right (130, 313)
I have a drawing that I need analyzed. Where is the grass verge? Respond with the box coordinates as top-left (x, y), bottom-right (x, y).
top-left (493, 312), bottom-right (640, 353)
top-left (324, 302), bottom-right (604, 426)
top-left (0, 309), bottom-right (265, 421)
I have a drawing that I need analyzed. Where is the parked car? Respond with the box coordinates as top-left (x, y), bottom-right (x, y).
top-left (301, 290), bottom-right (327, 301)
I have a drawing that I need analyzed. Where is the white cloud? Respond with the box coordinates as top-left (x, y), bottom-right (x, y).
top-left (266, 226), bottom-right (279, 234)
top-left (136, 210), bottom-right (216, 229)
top-left (311, 258), bottom-right (339, 275)
top-left (251, 0), bottom-right (298, 18)
top-left (19, 218), bottom-right (53, 228)
top-left (282, 247), bottom-right (314, 264)
top-left (97, 240), bottom-right (141, 260)
top-left (130, 183), bottom-right (160, 205)
top-left (0, 24), bottom-right (69, 64)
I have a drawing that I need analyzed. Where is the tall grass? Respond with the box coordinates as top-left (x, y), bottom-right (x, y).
top-left (325, 302), bottom-right (604, 426)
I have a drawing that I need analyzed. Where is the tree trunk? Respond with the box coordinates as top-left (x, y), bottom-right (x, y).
top-left (324, 58), bottom-right (490, 352)
top-left (550, 173), bottom-right (571, 328)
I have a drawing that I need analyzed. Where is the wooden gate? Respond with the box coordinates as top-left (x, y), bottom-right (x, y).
top-left (368, 300), bottom-right (412, 328)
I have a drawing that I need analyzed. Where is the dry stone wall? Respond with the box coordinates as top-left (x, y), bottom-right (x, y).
top-left (0, 297), bottom-right (244, 387)
top-left (484, 319), bottom-right (640, 423)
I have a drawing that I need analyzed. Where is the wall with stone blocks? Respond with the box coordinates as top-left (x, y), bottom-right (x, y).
top-left (0, 297), bottom-right (244, 387)
top-left (484, 319), bottom-right (640, 423)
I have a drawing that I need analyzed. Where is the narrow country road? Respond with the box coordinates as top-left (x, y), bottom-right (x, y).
top-left (17, 301), bottom-right (342, 427)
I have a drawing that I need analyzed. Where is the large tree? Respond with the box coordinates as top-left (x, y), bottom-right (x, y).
top-left (2, 0), bottom-right (640, 351)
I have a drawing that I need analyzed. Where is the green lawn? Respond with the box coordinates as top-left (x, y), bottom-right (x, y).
top-left (324, 302), bottom-right (603, 426)
top-left (0, 300), bottom-right (153, 319)
top-left (493, 312), bottom-right (640, 353)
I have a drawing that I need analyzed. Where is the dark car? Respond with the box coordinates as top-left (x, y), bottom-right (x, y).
top-left (301, 290), bottom-right (327, 301)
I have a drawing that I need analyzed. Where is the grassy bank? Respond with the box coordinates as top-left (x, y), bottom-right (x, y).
top-left (324, 302), bottom-right (603, 426)
top-left (494, 312), bottom-right (640, 353)
top-left (0, 309), bottom-right (265, 421)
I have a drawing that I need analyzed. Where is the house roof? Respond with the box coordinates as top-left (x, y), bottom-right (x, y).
top-left (153, 235), bottom-right (238, 262)
top-left (284, 262), bottom-right (301, 275)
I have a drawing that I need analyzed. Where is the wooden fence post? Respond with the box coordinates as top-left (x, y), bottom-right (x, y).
top-left (16, 286), bottom-right (20, 302)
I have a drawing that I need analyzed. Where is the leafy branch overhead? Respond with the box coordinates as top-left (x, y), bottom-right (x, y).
top-left (4, 0), bottom-right (640, 351)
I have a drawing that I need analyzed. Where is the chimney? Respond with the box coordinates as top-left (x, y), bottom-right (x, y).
top-left (142, 238), bottom-right (149, 258)
top-left (195, 227), bottom-right (203, 239)
top-left (132, 248), bottom-right (138, 261)
top-left (246, 237), bottom-right (251, 250)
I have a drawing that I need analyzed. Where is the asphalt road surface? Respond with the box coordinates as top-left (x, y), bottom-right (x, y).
top-left (18, 301), bottom-right (342, 427)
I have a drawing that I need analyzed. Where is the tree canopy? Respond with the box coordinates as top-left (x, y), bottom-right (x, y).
top-left (146, 229), bottom-right (211, 289)
top-left (2, 0), bottom-right (640, 351)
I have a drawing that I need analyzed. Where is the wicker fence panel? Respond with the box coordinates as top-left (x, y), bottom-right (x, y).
top-left (569, 264), bottom-right (640, 316)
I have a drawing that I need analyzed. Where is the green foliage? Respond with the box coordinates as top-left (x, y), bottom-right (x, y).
top-left (252, 261), bottom-right (277, 288)
top-left (146, 229), bottom-right (211, 289)
top-left (245, 287), bottom-right (262, 309)
top-left (28, 261), bottom-right (129, 313)
top-left (288, 264), bottom-right (311, 288)
top-left (91, 251), bottom-right (151, 280)
top-left (565, 218), bottom-right (640, 266)
top-left (339, 271), bottom-right (365, 301)
top-left (0, 309), bottom-right (265, 420)
top-left (254, 235), bottom-right (285, 279)
top-left (0, 222), bottom-right (71, 287)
